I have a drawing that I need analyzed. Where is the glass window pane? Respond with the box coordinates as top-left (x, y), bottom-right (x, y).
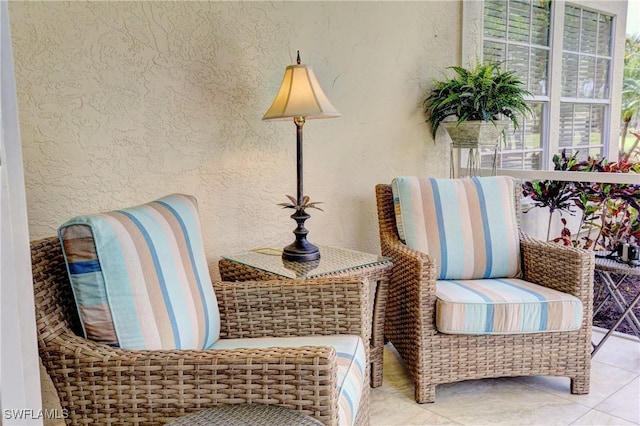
top-left (530, 48), bottom-right (548, 95)
top-left (581, 10), bottom-right (598, 54)
top-left (562, 53), bottom-right (579, 97)
top-left (598, 14), bottom-right (612, 56)
top-left (595, 58), bottom-right (610, 99)
top-left (566, 147), bottom-right (604, 161)
top-left (524, 151), bottom-right (543, 170)
top-left (480, 153), bottom-right (497, 169)
top-left (479, 145), bottom-right (498, 158)
top-left (589, 147), bottom-right (604, 159)
top-left (507, 45), bottom-right (529, 88)
top-left (531, 1), bottom-right (551, 46)
top-left (501, 152), bottom-right (525, 169)
top-left (559, 103), bottom-right (574, 148)
top-left (501, 120), bottom-right (515, 149)
top-left (571, 149), bottom-right (590, 162)
top-left (524, 103), bottom-right (543, 149)
top-left (508, 0), bottom-right (531, 43)
top-left (484, 0), bottom-right (507, 39)
top-left (483, 41), bottom-right (506, 64)
top-left (589, 105), bottom-right (605, 146)
top-left (503, 121), bottom-right (524, 150)
top-left (579, 56), bottom-right (596, 98)
top-left (564, 6), bottom-right (581, 52)
top-left (574, 104), bottom-right (591, 148)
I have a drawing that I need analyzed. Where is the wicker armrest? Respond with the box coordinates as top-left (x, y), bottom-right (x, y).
top-left (214, 277), bottom-right (370, 342)
top-left (380, 233), bottom-right (439, 335)
top-left (42, 330), bottom-right (340, 424)
top-left (381, 234), bottom-right (437, 290)
top-left (521, 236), bottom-right (594, 304)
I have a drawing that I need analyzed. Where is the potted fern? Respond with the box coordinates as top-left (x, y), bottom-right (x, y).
top-left (423, 62), bottom-right (531, 148)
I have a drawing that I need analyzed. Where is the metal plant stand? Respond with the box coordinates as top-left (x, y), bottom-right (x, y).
top-left (592, 257), bottom-right (640, 356)
top-left (450, 141), bottom-right (499, 178)
top-left (445, 120), bottom-right (506, 178)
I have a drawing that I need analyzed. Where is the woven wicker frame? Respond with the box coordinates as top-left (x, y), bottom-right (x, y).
top-left (218, 258), bottom-right (391, 388)
top-left (375, 184), bottom-right (594, 403)
top-left (32, 236), bottom-right (370, 425)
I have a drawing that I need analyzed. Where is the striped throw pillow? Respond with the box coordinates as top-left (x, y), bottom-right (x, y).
top-left (58, 194), bottom-right (220, 350)
top-left (392, 176), bottom-right (521, 280)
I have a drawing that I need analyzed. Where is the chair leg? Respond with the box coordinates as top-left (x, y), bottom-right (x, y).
top-left (415, 383), bottom-right (436, 403)
top-left (570, 376), bottom-right (590, 395)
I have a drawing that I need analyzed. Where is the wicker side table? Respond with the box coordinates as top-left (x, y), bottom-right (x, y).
top-left (167, 404), bottom-right (323, 426)
top-left (219, 245), bottom-right (392, 388)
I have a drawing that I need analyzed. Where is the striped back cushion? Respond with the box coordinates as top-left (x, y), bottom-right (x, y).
top-left (58, 194), bottom-right (220, 350)
top-left (392, 176), bottom-right (521, 280)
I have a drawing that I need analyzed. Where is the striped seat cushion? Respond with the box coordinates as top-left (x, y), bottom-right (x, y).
top-left (436, 278), bottom-right (583, 334)
top-left (392, 176), bottom-right (521, 280)
top-left (58, 194), bottom-right (220, 350)
top-left (211, 335), bottom-right (366, 426)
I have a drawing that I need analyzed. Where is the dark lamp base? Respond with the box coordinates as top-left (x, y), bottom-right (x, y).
top-left (282, 240), bottom-right (321, 262)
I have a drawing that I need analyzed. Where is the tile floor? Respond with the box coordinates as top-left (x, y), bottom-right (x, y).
top-left (370, 328), bottom-right (640, 425)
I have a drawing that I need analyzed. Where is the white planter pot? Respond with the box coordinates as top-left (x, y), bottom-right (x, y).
top-left (446, 120), bottom-right (509, 177)
top-left (443, 120), bottom-right (509, 148)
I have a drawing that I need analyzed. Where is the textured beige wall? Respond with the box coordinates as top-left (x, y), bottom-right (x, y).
top-left (10, 1), bottom-right (459, 271)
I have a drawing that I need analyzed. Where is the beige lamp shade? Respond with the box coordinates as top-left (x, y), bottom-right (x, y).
top-left (263, 64), bottom-right (341, 121)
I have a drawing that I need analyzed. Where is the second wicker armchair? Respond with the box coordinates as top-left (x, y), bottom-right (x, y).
top-left (376, 176), bottom-right (594, 403)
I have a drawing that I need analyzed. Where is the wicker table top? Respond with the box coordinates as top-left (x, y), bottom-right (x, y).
top-left (167, 404), bottom-right (323, 426)
top-left (222, 245), bottom-right (391, 279)
top-left (595, 256), bottom-right (640, 275)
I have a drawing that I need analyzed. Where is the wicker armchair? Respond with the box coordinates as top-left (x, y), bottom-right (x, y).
top-left (32, 236), bottom-right (370, 425)
top-left (375, 183), bottom-right (594, 403)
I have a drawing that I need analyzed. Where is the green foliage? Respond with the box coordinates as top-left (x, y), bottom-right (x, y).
top-left (522, 150), bottom-right (640, 251)
top-left (423, 62), bottom-right (532, 139)
top-left (621, 35), bottom-right (640, 152)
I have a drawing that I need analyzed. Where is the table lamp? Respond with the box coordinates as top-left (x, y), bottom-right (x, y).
top-left (263, 51), bottom-right (340, 262)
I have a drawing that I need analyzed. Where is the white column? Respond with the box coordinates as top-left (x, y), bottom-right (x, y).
top-left (0, 1), bottom-right (43, 424)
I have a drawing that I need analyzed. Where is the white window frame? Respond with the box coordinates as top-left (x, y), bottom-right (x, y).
top-left (463, 0), bottom-right (628, 170)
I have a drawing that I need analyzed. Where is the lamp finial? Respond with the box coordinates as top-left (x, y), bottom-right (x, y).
top-left (296, 50), bottom-right (301, 65)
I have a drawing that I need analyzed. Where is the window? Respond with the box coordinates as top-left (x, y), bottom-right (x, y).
top-left (560, 6), bottom-right (612, 160)
top-left (477, 0), bottom-right (617, 170)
